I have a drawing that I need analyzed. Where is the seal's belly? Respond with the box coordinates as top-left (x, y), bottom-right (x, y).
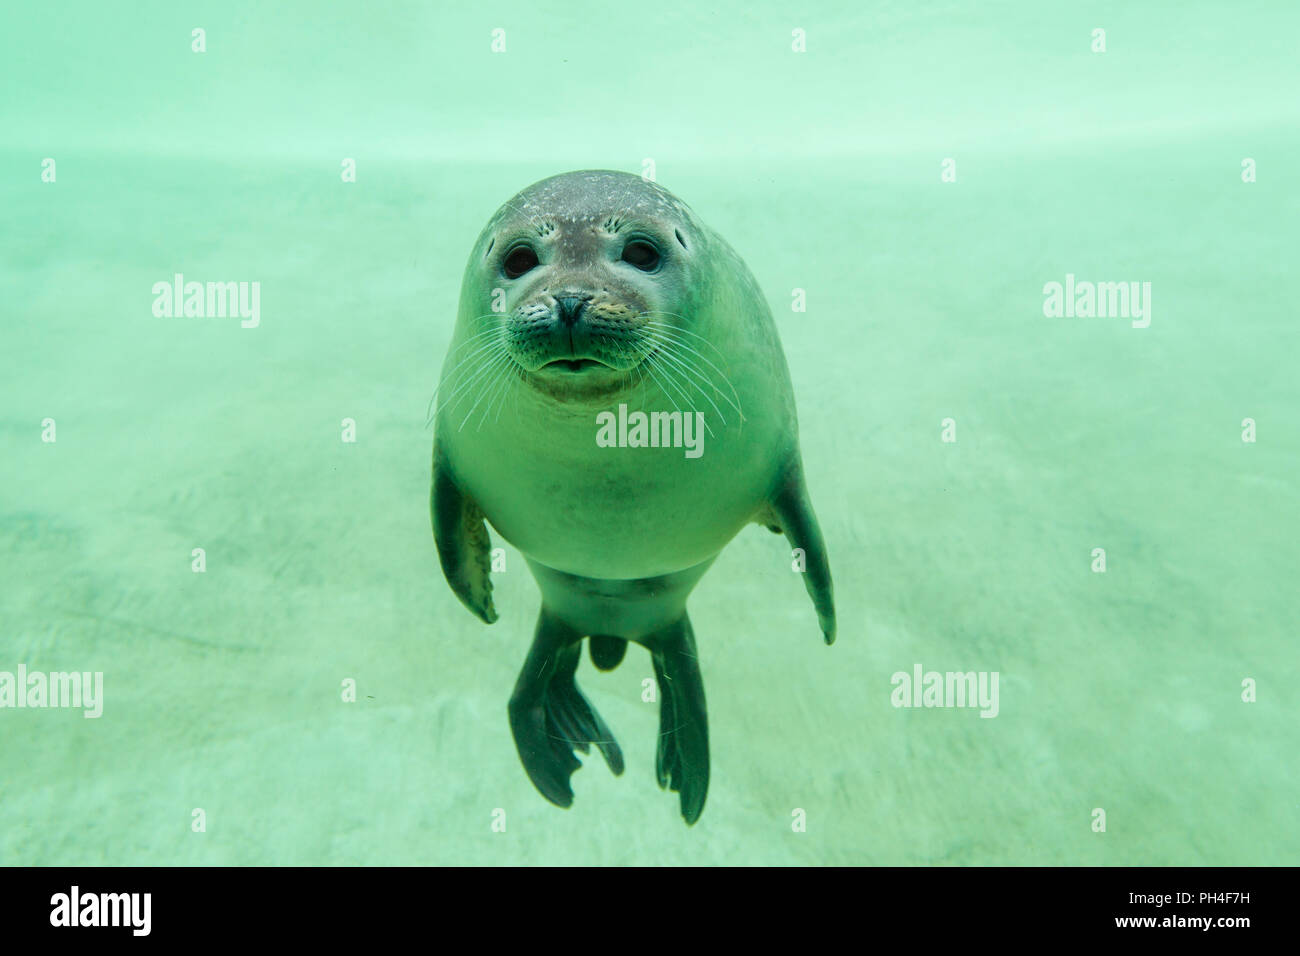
top-left (449, 414), bottom-right (782, 580)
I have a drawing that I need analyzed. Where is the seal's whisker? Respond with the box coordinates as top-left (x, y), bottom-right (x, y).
top-left (436, 330), bottom-right (510, 388)
top-left (643, 322), bottom-right (733, 383)
top-left (627, 338), bottom-right (684, 417)
top-left (458, 350), bottom-right (515, 432)
top-left (639, 313), bottom-right (730, 363)
top-left (644, 350), bottom-right (690, 410)
top-left (441, 342), bottom-right (511, 419)
top-left (641, 319), bottom-right (744, 419)
top-left (461, 315), bottom-right (511, 330)
top-left (604, 338), bottom-right (654, 402)
top-left (642, 319), bottom-right (740, 390)
top-left (481, 359), bottom-right (522, 430)
top-left (646, 331), bottom-right (732, 414)
top-left (475, 361), bottom-right (509, 430)
top-left (434, 330), bottom-right (511, 417)
top-left (642, 317), bottom-right (736, 392)
top-left (506, 363), bottom-right (527, 425)
top-left (616, 339), bottom-right (652, 408)
top-left (477, 374), bottom-right (510, 431)
top-left (632, 353), bottom-right (651, 403)
top-left (433, 348), bottom-right (499, 418)
top-left (650, 337), bottom-right (729, 426)
top-left (437, 347), bottom-right (505, 409)
top-left (605, 339), bottom-right (637, 397)
top-left (488, 359), bottom-right (525, 427)
top-left (443, 323), bottom-right (508, 357)
top-left (430, 322), bottom-right (512, 413)
top-left (638, 354), bottom-right (684, 417)
top-left (642, 337), bottom-right (742, 427)
top-left (643, 351), bottom-right (714, 438)
top-left (436, 348), bottom-right (505, 421)
top-left (435, 323), bottom-right (508, 393)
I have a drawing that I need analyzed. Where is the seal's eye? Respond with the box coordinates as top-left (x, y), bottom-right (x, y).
top-left (503, 245), bottom-right (539, 279)
top-left (622, 240), bottom-right (661, 272)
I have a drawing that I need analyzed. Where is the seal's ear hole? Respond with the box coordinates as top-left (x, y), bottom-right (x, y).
top-left (503, 245), bottom-right (539, 279)
top-left (484, 238), bottom-right (495, 258)
top-left (675, 229), bottom-right (688, 250)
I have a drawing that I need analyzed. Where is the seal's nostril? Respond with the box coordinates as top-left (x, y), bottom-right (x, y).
top-left (556, 296), bottom-right (585, 326)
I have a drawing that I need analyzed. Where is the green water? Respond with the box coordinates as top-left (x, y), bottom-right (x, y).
top-left (2, 1), bottom-right (1296, 865)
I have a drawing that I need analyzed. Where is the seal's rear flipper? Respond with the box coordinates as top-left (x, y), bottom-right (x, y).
top-left (589, 635), bottom-right (627, 671)
top-left (763, 459), bottom-right (837, 645)
top-left (651, 615), bottom-right (709, 825)
top-left (509, 608), bottom-right (624, 808)
top-left (431, 440), bottom-right (498, 624)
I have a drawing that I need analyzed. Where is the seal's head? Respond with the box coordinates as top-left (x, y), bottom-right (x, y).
top-left (464, 170), bottom-right (705, 400)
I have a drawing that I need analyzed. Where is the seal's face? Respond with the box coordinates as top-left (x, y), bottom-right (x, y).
top-left (477, 171), bottom-right (699, 399)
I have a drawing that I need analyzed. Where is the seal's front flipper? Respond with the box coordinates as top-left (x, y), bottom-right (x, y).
top-left (765, 459), bottom-right (836, 645)
top-left (508, 608), bottom-right (624, 808)
top-left (431, 441), bottom-right (497, 624)
top-left (651, 615), bottom-right (709, 825)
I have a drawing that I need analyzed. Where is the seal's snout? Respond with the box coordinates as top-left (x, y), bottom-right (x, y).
top-left (506, 287), bottom-right (650, 382)
top-left (555, 295), bottom-right (587, 327)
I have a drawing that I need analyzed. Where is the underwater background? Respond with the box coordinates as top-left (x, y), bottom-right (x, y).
top-left (1, 0), bottom-right (1296, 865)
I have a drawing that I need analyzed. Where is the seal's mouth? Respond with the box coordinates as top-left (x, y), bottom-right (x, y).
top-left (540, 358), bottom-right (609, 373)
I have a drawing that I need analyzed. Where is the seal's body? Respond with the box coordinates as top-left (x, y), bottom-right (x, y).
top-left (432, 170), bottom-right (834, 823)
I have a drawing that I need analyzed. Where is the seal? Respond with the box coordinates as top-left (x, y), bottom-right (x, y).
top-left (431, 170), bottom-right (835, 823)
